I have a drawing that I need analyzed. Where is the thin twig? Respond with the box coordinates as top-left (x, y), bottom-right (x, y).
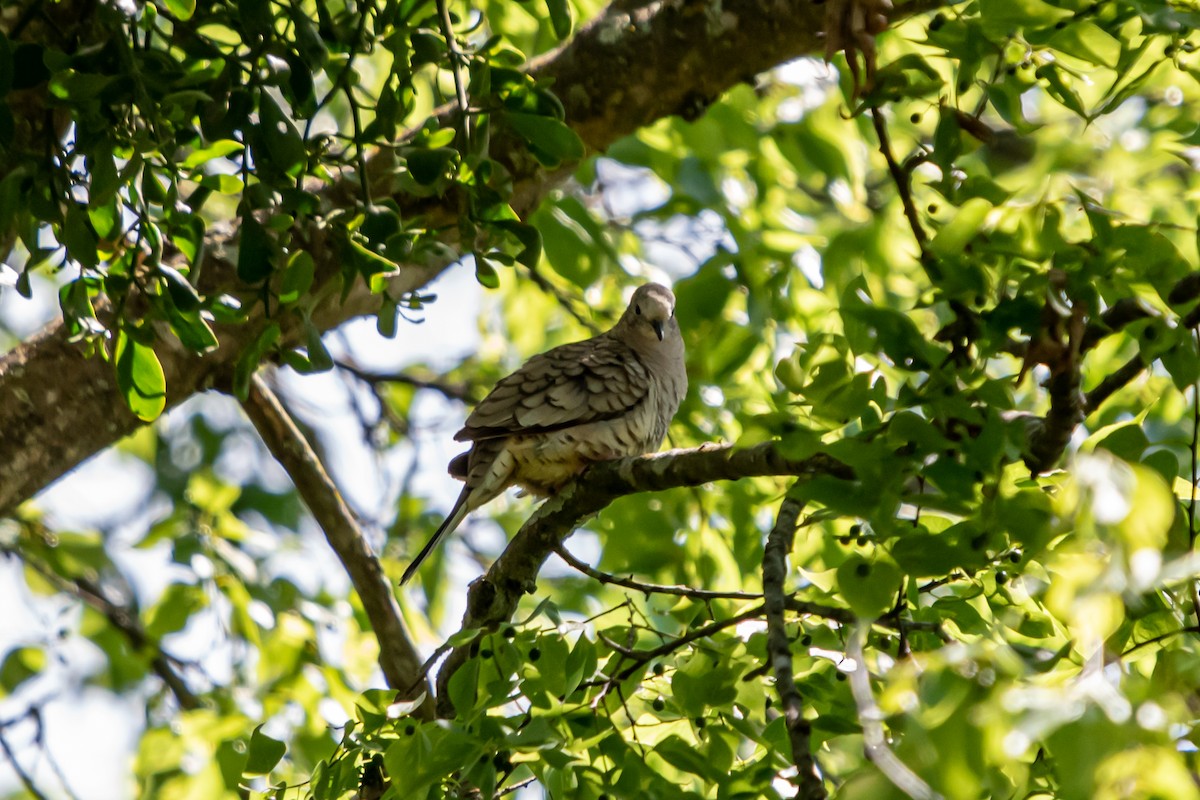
top-left (524, 265), bottom-right (603, 334)
top-left (497, 776), bottom-right (539, 797)
top-left (869, 107), bottom-right (928, 257)
top-left (847, 626), bottom-right (942, 800)
top-left (553, 542), bottom-right (946, 635)
top-left (0, 726), bottom-right (49, 800)
top-left (599, 606), bottom-right (765, 675)
top-left (8, 546), bottom-right (201, 711)
top-left (1084, 354), bottom-right (1145, 414)
top-left (240, 373), bottom-right (434, 719)
top-left (436, 0), bottom-right (471, 147)
top-left (1190, 339), bottom-right (1200, 627)
top-left (335, 358), bottom-right (475, 403)
top-left (763, 494), bottom-right (826, 800)
top-left (1123, 624), bottom-right (1200, 656)
top-left (554, 544), bottom-right (759, 600)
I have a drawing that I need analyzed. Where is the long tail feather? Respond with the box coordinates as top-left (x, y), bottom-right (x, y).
top-left (401, 486), bottom-right (472, 585)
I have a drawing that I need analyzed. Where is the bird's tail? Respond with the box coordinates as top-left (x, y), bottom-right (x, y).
top-left (400, 485), bottom-right (472, 585)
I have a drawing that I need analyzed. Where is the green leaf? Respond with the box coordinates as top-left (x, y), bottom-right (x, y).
top-left (377, 295), bottom-right (399, 339)
top-left (474, 253), bottom-right (501, 289)
top-left (837, 555), bottom-right (901, 619)
top-left (978, 0), bottom-right (1071, 36)
top-left (545, 0), bottom-right (572, 39)
top-left (233, 322), bottom-right (281, 400)
top-left (159, 265), bottom-right (202, 312)
top-left (447, 657), bottom-right (481, 716)
top-left (305, 321), bottom-right (333, 372)
top-left (115, 329), bottom-right (168, 421)
top-left (244, 726), bottom-right (286, 775)
top-left (163, 0), bottom-right (196, 20)
top-left (929, 197), bottom-right (992, 258)
top-left (504, 111), bottom-right (584, 168)
top-left (144, 583), bottom-right (208, 639)
top-left (278, 251), bottom-right (314, 305)
top-left (166, 305), bottom-right (219, 353)
top-left (654, 735), bottom-right (722, 782)
top-left (491, 219), bottom-right (542, 268)
top-left (1047, 22), bottom-right (1120, 67)
top-left (183, 139), bottom-right (243, 170)
top-left (0, 647), bottom-right (46, 694)
top-left (405, 146), bottom-right (458, 185)
top-left (237, 216), bottom-right (275, 283)
top-left (257, 93), bottom-right (307, 178)
top-left (63, 203), bottom-right (99, 268)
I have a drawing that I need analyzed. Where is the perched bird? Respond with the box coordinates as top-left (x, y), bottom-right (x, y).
top-left (401, 282), bottom-right (687, 584)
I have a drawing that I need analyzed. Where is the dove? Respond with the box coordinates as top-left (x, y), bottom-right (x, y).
top-left (401, 282), bottom-right (687, 584)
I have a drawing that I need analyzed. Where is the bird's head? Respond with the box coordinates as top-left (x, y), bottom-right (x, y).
top-left (618, 282), bottom-right (678, 344)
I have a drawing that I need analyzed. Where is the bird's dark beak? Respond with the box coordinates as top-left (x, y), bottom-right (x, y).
top-left (652, 321), bottom-right (665, 341)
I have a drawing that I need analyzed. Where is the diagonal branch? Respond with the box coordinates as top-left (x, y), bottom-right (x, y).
top-left (432, 442), bottom-right (853, 716)
top-left (334, 359), bottom-right (476, 404)
top-left (554, 543), bottom-right (760, 601)
top-left (239, 374), bottom-right (434, 719)
top-left (5, 544), bottom-right (201, 712)
top-left (763, 493), bottom-right (826, 800)
top-left (847, 626), bottom-right (942, 800)
top-left (0, 725), bottom-right (49, 800)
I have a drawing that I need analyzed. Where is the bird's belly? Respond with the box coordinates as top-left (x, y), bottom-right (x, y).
top-left (507, 410), bottom-right (658, 494)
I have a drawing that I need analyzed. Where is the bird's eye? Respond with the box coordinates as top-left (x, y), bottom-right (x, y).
top-left (635, 304), bottom-right (642, 315)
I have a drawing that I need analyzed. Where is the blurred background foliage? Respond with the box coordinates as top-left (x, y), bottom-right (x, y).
top-left (6, 0), bottom-right (1200, 797)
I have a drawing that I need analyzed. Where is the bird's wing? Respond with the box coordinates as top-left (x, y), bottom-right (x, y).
top-left (455, 336), bottom-right (650, 442)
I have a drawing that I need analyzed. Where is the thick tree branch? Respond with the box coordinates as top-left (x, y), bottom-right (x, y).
top-left (763, 494), bottom-right (826, 800)
top-left (0, 0), bottom-right (929, 514)
top-left (239, 374), bottom-right (434, 719)
top-left (433, 442), bottom-right (852, 716)
top-left (1023, 360), bottom-right (1084, 474)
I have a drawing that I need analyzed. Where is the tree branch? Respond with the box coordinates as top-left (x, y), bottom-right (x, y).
top-left (1084, 354), bottom-right (1146, 414)
top-left (763, 494), bottom-right (826, 800)
top-left (600, 605), bottom-right (765, 668)
top-left (553, 543), bottom-right (760, 601)
top-left (847, 626), bottom-right (942, 800)
top-left (432, 442), bottom-right (852, 716)
top-left (0, 726), bottom-right (49, 800)
top-left (4, 544), bottom-right (201, 712)
top-left (869, 107), bottom-right (928, 258)
top-left (238, 374), bottom-right (434, 719)
top-left (334, 359), bottom-right (475, 404)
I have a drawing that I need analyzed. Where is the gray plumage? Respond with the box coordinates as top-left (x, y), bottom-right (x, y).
top-left (401, 282), bottom-right (687, 584)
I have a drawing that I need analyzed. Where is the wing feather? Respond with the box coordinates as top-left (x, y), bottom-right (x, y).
top-left (455, 337), bottom-right (650, 442)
